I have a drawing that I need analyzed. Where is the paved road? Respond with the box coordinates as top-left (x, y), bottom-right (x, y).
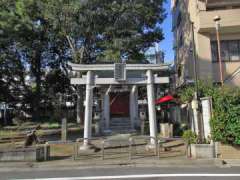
top-left (2, 166), bottom-right (240, 180)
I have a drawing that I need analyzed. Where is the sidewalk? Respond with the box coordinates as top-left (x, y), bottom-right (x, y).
top-left (0, 138), bottom-right (236, 172)
top-left (0, 156), bottom-right (227, 172)
top-left (0, 136), bottom-right (238, 172)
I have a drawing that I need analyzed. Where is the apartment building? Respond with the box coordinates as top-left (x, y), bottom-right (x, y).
top-left (172, 0), bottom-right (240, 87)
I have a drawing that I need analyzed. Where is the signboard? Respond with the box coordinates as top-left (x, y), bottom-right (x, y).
top-left (114, 63), bottom-right (126, 81)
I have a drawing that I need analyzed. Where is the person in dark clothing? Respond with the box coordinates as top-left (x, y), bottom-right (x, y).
top-left (24, 129), bottom-right (40, 147)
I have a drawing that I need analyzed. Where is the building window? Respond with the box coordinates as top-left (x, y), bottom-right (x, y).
top-left (229, 41), bottom-right (240, 61)
top-left (211, 41), bottom-right (218, 62)
top-left (176, 11), bottom-right (182, 27)
top-left (211, 40), bottom-right (240, 62)
top-left (179, 34), bottom-right (183, 48)
top-left (177, 65), bottom-right (182, 78)
top-left (221, 41), bottom-right (229, 61)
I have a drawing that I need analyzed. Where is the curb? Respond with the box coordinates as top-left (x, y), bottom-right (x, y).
top-left (0, 159), bottom-right (227, 172)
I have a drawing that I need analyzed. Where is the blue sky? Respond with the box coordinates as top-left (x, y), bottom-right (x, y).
top-left (159, 0), bottom-right (174, 63)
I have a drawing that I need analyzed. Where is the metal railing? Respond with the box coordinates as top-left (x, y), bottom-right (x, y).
top-left (129, 136), bottom-right (158, 160)
top-left (72, 136), bottom-right (184, 161)
top-left (101, 138), bottom-right (129, 160)
top-left (73, 137), bottom-right (104, 160)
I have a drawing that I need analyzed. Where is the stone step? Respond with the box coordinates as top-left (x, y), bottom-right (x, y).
top-left (110, 127), bottom-right (132, 130)
top-left (110, 124), bottom-right (131, 127)
top-left (111, 118), bottom-right (130, 121)
top-left (111, 119), bottom-right (130, 122)
top-left (103, 127), bottom-right (136, 135)
top-left (110, 126), bottom-right (131, 129)
top-left (110, 128), bottom-right (132, 131)
top-left (108, 129), bottom-right (136, 134)
top-left (110, 125), bottom-right (132, 129)
top-left (110, 122), bottom-right (131, 126)
top-left (110, 122), bottom-right (131, 125)
top-left (110, 118), bottom-right (130, 123)
top-left (111, 129), bottom-right (136, 134)
top-left (106, 117), bottom-right (134, 134)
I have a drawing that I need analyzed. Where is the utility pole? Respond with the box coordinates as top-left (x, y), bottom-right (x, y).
top-left (214, 16), bottom-right (224, 86)
top-left (191, 22), bottom-right (203, 141)
top-left (191, 22), bottom-right (199, 97)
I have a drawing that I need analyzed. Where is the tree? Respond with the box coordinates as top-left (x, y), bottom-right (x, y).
top-left (47, 0), bottom-right (166, 63)
top-left (47, 0), bottom-right (166, 122)
top-left (94, 0), bottom-right (166, 62)
top-left (0, 0), bottom-right (68, 120)
top-left (0, 0), bottom-right (33, 105)
top-left (0, 0), bottom-right (166, 122)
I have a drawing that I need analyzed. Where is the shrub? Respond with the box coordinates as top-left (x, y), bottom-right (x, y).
top-left (210, 87), bottom-right (240, 145)
top-left (173, 123), bottom-right (188, 137)
top-left (182, 130), bottom-right (197, 144)
top-left (178, 82), bottom-right (240, 145)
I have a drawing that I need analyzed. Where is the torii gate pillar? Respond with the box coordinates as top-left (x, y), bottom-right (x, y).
top-left (146, 70), bottom-right (157, 146)
top-left (79, 71), bottom-right (94, 150)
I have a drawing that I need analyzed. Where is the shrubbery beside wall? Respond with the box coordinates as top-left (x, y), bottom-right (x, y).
top-left (179, 82), bottom-right (240, 145)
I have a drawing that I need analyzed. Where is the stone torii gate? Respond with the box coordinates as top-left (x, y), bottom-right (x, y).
top-left (68, 62), bottom-right (170, 150)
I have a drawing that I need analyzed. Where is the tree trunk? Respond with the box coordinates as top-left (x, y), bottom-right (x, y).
top-left (32, 50), bottom-right (42, 121)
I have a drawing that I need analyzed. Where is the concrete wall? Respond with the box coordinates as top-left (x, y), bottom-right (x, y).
top-left (198, 9), bottom-right (240, 33)
top-left (0, 145), bottom-right (50, 162)
top-left (190, 144), bottom-right (215, 159)
top-left (195, 33), bottom-right (213, 81)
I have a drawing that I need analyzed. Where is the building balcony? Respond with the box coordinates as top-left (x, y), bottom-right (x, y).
top-left (205, 0), bottom-right (240, 9)
top-left (197, 8), bottom-right (240, 33)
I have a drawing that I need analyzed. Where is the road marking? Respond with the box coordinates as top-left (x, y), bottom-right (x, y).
top-left (17, 174), bottom-right (240, 180)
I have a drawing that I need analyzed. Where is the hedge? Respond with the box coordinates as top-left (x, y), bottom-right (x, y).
top-left (178, 82), bottom-right (240, 145)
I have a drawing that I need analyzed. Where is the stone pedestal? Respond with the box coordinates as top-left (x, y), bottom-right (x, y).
top-left (190, 144), bottom-right (215, 159)
top-left (140, 120), bottom-right (145, 135)
top-left (160, 123), bottom-right (173, 138)
top-left (94, 122), bottom-right (100, 136)
top-left (79, 143), bottom-right (93, 151)
top-left (61, 118), bottom-right (67, 142)
top-left (79, 143), bottom-right (97, 153)
top-left (140, 108), bottom-right (147, 135)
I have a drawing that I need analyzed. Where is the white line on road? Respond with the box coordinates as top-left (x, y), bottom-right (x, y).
top-left (17, 174), bottom-right (240, 180)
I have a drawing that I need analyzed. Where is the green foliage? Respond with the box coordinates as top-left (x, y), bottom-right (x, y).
top-left (182, 130), bottom-right (197, 144)
top-left (178, 81), bottom-right (215, 103)
top-left (93, 0), bottom-right (166, 62)
top-left (178, 82), bottom-right (240, 145)
top-left (0, 0), bottom-right (166, 122)
top-left (41, 122), bottom-right (60, 129)
top-left (210, 87), bottom-right (240, 145)
top-left (173, 123), bottom-right (188, 137)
